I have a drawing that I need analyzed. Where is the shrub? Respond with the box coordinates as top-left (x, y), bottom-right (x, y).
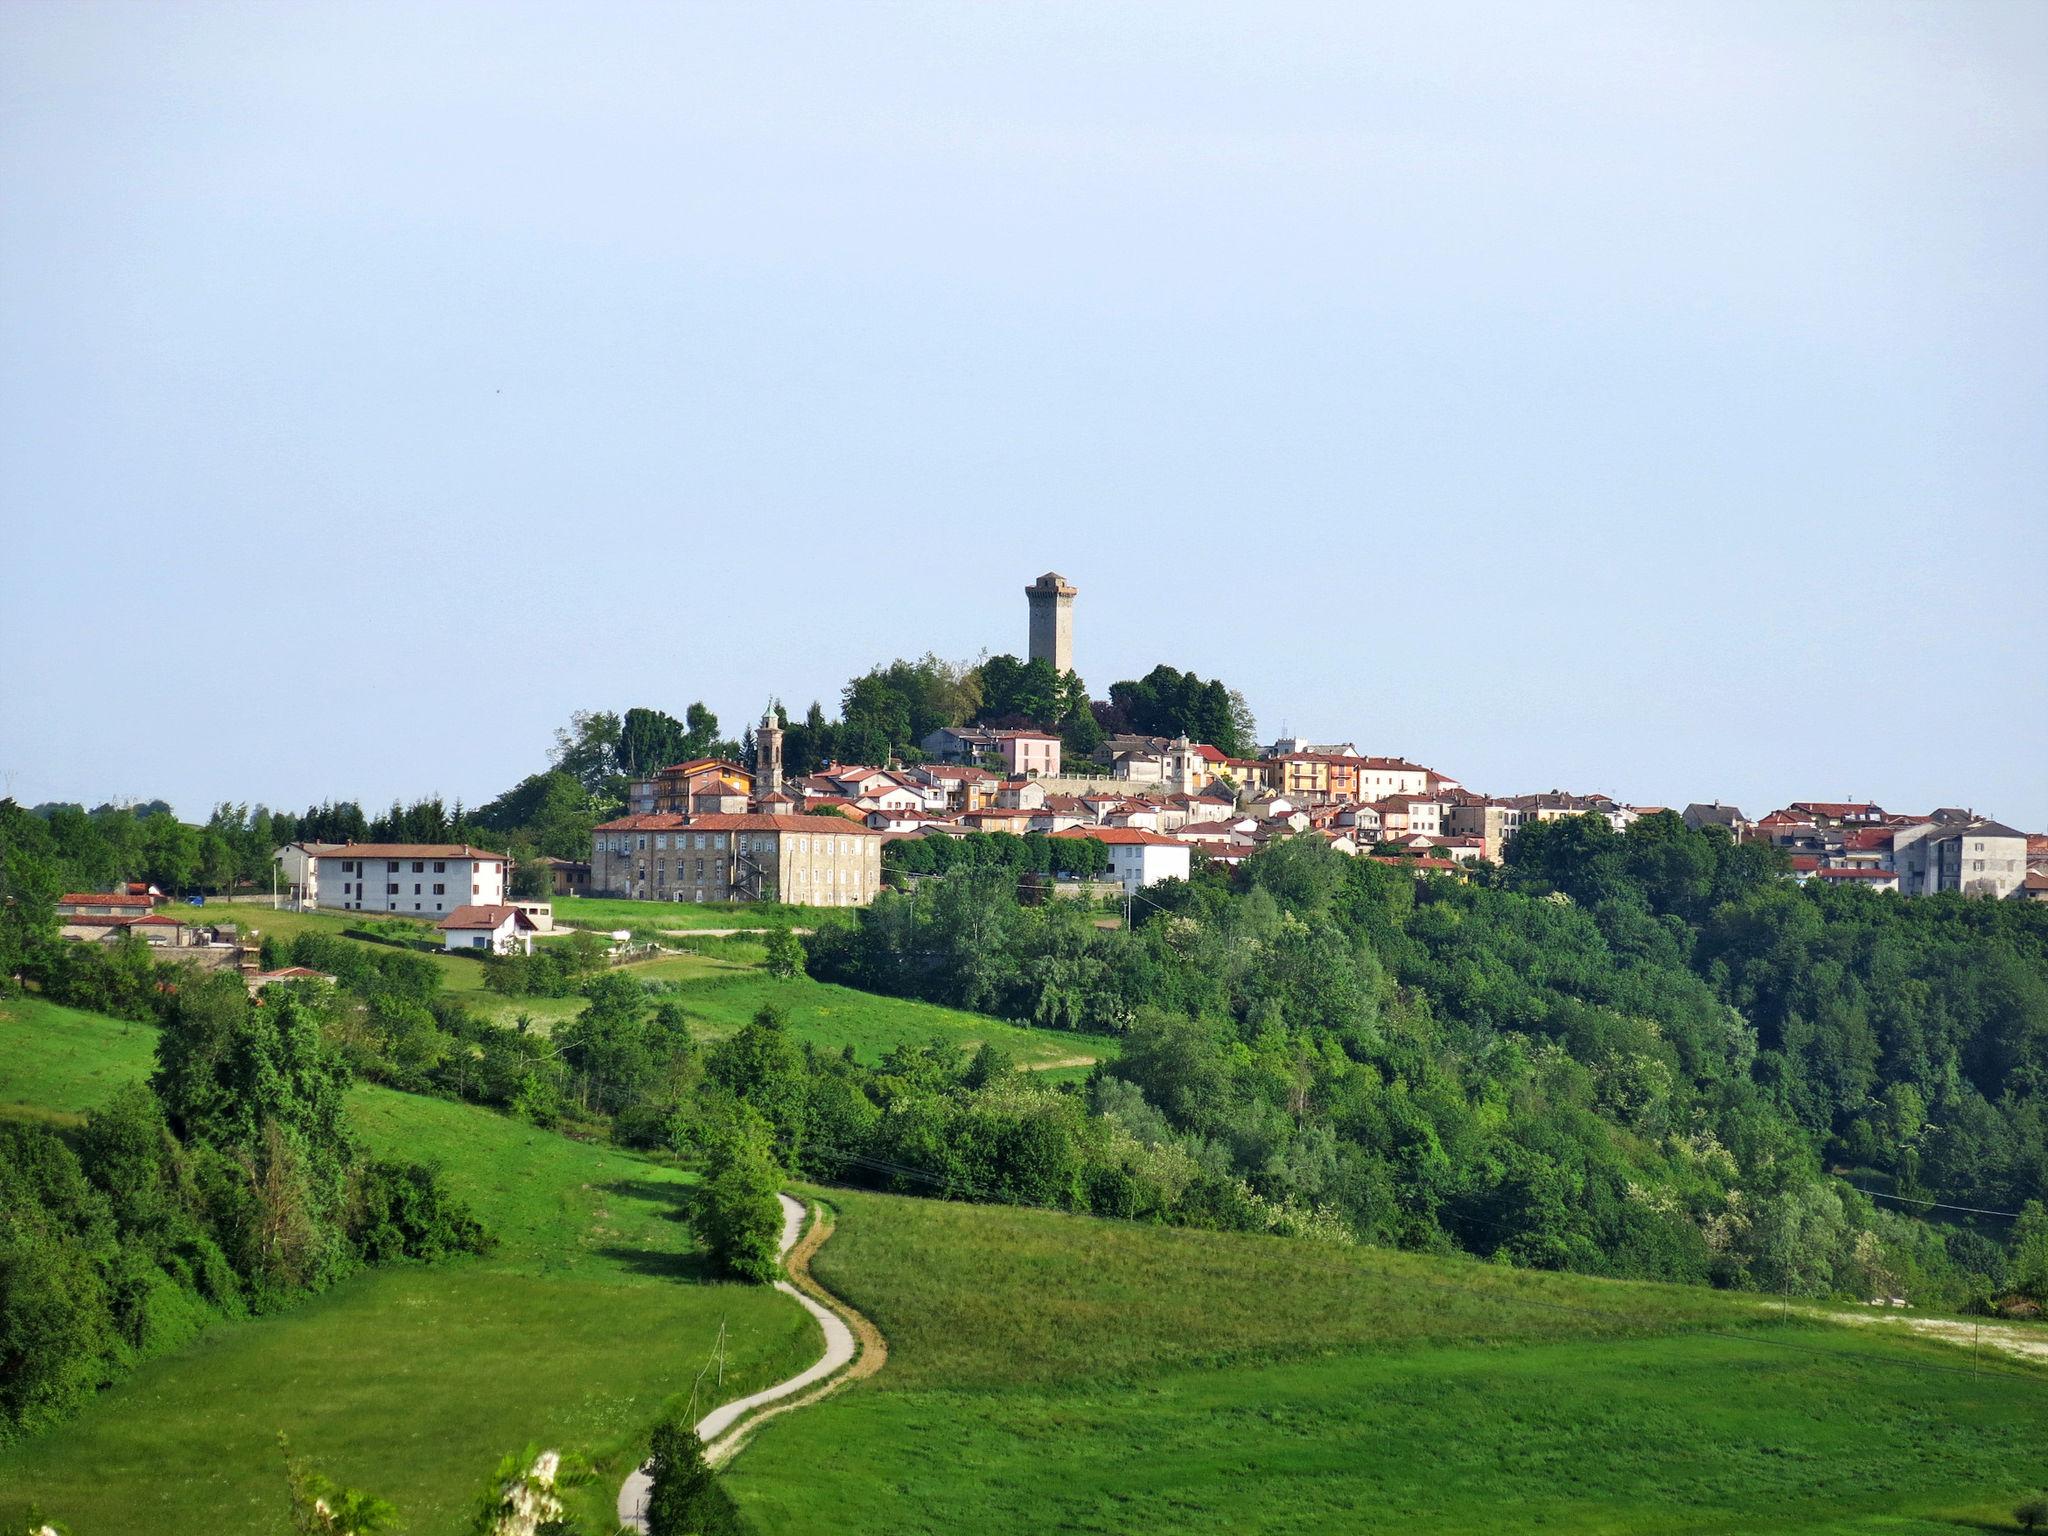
top-left (644, 1417), bottom-right (751, 1535)
top-left (349, 1160), bottom-right (493, 1264)
top-left (693, 1119), bottom-right (785, 1284)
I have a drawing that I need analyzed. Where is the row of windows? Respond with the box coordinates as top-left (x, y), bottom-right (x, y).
top-left (605, 833), bottom-right (869, 855)
top-left (341, 882), bottom-right (482, 897)
top-left (339, 859), bottom-right (456, 874)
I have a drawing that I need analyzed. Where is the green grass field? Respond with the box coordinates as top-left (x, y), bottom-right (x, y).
top-left (723, 1190), bottom-right (2048, 1536)
top-left (0, 997), bottom-right (819, 1535)
top-left (548, 895), bottom-right (811, 933)
top-left (656, 968), bottom-right (1117, 1073)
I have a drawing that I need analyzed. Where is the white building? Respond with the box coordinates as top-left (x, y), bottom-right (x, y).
top-left (273, 841), bottom-right (343, 908)
top-left (310, 843), bottom-right (509, 916)
top-left (438, 903), bottom-right (539, 954)
top-left (1058, 827), bottom-right (1192, 894)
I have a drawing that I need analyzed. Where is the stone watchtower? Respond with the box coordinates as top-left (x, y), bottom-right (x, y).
top-left (1025, 571), bottom-right (1078, 675)
top-left (755, 712), bottom-right (784, 794)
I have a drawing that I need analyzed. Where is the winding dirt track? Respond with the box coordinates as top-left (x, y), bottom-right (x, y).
top-left (616, 1193), bottom-right (884, 1531)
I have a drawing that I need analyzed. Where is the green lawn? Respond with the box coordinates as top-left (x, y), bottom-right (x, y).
top-left (548, 895), bottom-right (812, 933)
top-left (0, 998), bottom-right (819, 1535)
top-left (655, 969), bottom-right (1118, 1073)
top-left (0, 996), bottom-right (162, 1122)
top-left (723, 1190), bottom-right (2048, 1536)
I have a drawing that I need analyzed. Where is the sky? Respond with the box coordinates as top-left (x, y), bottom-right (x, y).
top-left (2, 2), bottom-right (2043, 827)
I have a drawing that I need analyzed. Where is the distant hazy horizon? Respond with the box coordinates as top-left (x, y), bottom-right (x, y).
top-left (3, 3), bottom-right (2043, 828)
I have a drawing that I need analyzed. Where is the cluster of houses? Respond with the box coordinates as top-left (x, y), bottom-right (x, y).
top-left (576, 714), bottom-right (2048, 907)
top-left (1720, 800), bottom-right (2045, 901)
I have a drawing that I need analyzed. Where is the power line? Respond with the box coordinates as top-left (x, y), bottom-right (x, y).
top-left (1846, 1186), bottom-right (2024, 1220)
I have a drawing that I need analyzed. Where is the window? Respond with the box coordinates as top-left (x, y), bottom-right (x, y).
top-left (473, 884), bottom-right (480, 895)
top-left (434, 861), bottom-right (446, 873)
top-left (695, 858), bottom-right (706, 878)
top-left (656, 834), bottom-right (668, 850)
top-left (386, 883), bottom-right (398, 895)
top-left (472, 936), bottom-right (488, 949)
top-left (342, 860), bottom-right (356, 873)
top-left (412, 861), bottom-right (424, 873)
top-left (388, 861), bottom-right (399, 872)
top-left (433, 883), bottom-right (445, 895)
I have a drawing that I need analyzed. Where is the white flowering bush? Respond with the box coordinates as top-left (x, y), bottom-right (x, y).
top-left (469, 1445), bottom-right (593, 1536)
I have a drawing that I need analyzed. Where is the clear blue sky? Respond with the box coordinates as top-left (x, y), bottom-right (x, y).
top-left (3, 3), bottom-right (2043, 827)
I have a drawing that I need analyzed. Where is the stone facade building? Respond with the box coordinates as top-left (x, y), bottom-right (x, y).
top-left (591, 812), bottom-right (882, 905)
top-left (1025, 570), bottom-right (1077, 674)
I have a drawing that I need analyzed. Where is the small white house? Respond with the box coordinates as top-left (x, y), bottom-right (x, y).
top-left (438, 903), bottom-right (539, 955)
top-left (1058, 827), bottom-right (1192, 895)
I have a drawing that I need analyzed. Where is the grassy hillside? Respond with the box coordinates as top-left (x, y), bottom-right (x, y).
top-left (724, 1190), bottom-right (2048, 1536)
top-left (661, 968), bottom-right (1117, 1075)
top-left (0, 997), bottom-right (818, 1535)
top-left (193, 899), bottom-right (1104, 1070)
top-left (549, 895), bottom-right (809, 932)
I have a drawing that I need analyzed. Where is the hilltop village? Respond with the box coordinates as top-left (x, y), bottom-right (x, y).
top-left (569, 572), bottom-right (2044, 910)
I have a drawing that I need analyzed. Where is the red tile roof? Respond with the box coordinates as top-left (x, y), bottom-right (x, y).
top-left (437, 904), bottom-right (538, 931)
top-left (1052, 827), bottom-right (1185, 847)
top-left (1815, 868), bottom-right (1895, 881)
top-left (58, 892), bottom-right (155, 908)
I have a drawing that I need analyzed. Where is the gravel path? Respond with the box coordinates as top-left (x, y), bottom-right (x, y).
top-left (616, 1193), bottom-right (860, 1531)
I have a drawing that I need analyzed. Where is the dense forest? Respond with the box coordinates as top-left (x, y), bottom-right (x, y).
top-left (793, 814), bottom-right (2048, 1308)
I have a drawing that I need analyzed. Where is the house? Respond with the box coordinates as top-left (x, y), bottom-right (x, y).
top-left (273, 842), bottom-right (344, 907)
top-left (1813, 868), bottom-right (1900, 894)
top-left (1788, 801), bottom-right (1887, 827)
top-left (920, 725), bottom-right (1002, 763)
top-left (543, 857), bottom-right (593, 897)
top-left (1682, 803), bottom-right (1749, 839)
top-left (994, 779), bottom-right (1050, 811)
top-left (60, 912), bottom-right (191, 946)
top-left (960, 807), bottom-right (1036, 835)
top-left (1444, 801), bottom-right (1526, 861)
top-left (1422, 835), bottom-right (1486, 864)
top-left (1052, 827), bottom-right (1191, 894)
top-left (2016, 871), bottom-right (2048, 903)
top-left (628, 759), bottom-right (753, 816)
top-left (995, 730), bottom-right (1062, 778)
top-left (310, 844), bottom-right (508, 916)
top-left (439, 904), bottom-right (540, 955)
top-left (1373, 794), bottom-right (1444, 838)
top-left (56, 892), bottom-right (158, 918)
top-left (1891, 820), bottom-right (2029, 899)
top-left (910, 764), bottom-right (1000, 812)
top-left (590, 813), bottom-right (883, 906)
top-left (1500, 790), bottom-right (1635, 833)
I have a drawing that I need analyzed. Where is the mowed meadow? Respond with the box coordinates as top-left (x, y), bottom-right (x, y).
top-left (724, 1189), bottom-right (2048, 1536)
top-left (0, 996), bottom-right (818, 1534)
